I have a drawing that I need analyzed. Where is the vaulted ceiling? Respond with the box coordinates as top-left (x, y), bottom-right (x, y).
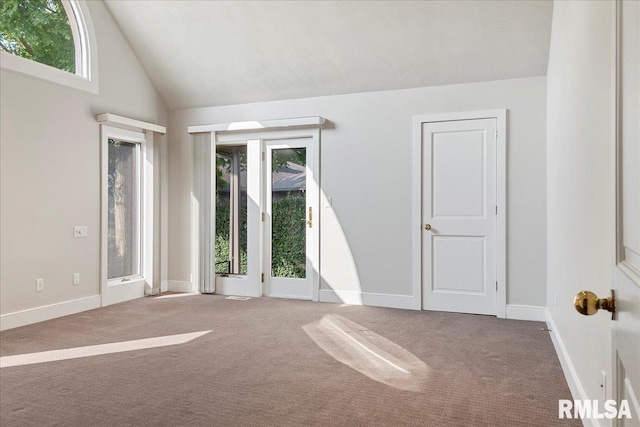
top-left (104, 0), bottom-right (553, 110)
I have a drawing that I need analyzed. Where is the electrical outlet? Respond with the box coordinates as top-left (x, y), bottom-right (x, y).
top-left (36, 278), bottom-right (44, 292)
top-left (73, 273), bottom-right (80, 285)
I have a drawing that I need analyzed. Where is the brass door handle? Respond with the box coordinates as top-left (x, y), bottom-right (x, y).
top-left (574, 290), bottom-right (616, 319)
top-left (424, 224), bottom-right (431, 231)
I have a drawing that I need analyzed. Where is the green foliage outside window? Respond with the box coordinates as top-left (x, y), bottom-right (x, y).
top-left (215, 193), bottom-right (248, 275)
top-left (214, 193), bottom-right (306, 279)
top-left (271, 194), bottom-right (306, 278)
top-left (0, 0), bottom-right (75, 73)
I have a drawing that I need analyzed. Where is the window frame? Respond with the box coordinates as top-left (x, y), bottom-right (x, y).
top-left (0, 0), bottom-right (98, 93)
top-left (101, 125), bottom-right (148, 303)
top-left (106, 136), bottom-right (144, 283)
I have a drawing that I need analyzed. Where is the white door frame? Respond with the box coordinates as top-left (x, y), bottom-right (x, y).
top-left (264, 138), bottom-right (316, 300)
top-left (189, 124), bottom-right (322, 302)
top-left (411, 109), bottom-right (507, 318)
top-left (98, 115), bottom-right (167, 306)
top-left (611, 1), bottom-right (640, 422)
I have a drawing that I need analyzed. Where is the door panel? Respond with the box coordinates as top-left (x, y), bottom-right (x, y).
top-left (213, 141), bottom-right (261, 297)
top-left (422, 118), bottom-right (497, 315)
top-left (613, 1), bottom-right (640, 425)
top-left (433, 236), bottom-right (485, 293)
top-left (433, 130), bottom-right (486, 218)
top-left (264, 139), bottom-right (314, 300)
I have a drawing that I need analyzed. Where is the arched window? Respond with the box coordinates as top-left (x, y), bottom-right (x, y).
top-left (0, 0), bottom-right (97, 93)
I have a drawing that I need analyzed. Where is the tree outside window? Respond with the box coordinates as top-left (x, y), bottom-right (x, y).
top-left (0, 0), bottom-right (75, 73)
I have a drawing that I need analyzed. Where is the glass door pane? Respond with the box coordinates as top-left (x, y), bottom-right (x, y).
top-left (270, 148), bottom-right (307, 278)
top-left (215, 145), bottom-right (248, 275)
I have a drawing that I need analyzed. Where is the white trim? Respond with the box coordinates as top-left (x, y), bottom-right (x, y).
top-left (167, 281), bottom-right (195, 293)
top-left (100, 126), bottom-right (151, 307)
top-left (319, 290), bottom-right (414, 310)
top-left (496, 111), bottom-right (507, 318)
top-left (504, 304), bottom-right (546, 322)
top-left (188, 116), bottom-right (326, 134)
top-left (96, 113), bottom-right (166, 134)
top-left (411, 109), bottom-right (507, 317)
top-left (0, 1), bottom-right (98, 94)
top-left (0, 295), bottom-right (101, 332)
top-left (546, 310), bottom-right (595, 427)
top-left (216, 276), bottom-right (252, 298)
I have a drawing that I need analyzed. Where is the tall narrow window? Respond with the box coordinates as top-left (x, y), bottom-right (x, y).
top-left (108, 138), bottom-right (141, 280)
top-left (215, 145), bottom-right (248, 275)
top-left (0, 0), bottom-right (75, 72)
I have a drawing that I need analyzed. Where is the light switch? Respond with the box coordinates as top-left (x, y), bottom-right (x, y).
top-left (73, 226), bottom-right (88, 238)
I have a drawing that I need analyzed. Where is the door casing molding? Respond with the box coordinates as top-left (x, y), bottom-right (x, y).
top-left (411, 109), bottom-right (507, 317)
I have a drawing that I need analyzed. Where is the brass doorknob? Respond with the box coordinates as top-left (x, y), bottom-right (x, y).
top-left (424, 224), bottom-right (431, 231)
top-left (573, 290), bottom-right (615, 318)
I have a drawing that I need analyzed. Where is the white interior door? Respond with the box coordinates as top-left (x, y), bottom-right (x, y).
top-left (264, 138), bottom-right (315, 300)
top-left (612, 1), bottom-right (640, 424)
top-left (421, 118), bottom-right (497, 315)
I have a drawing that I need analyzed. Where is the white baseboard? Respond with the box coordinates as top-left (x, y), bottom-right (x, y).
top-left (505, 304), bottom-right (547, 322)
top-left (0, 295), bottom-right (101, 332)
top-left (161, 280), bottom-right (169, 293)
top-left (546, 310), bottom-right (594, 427)
top-left (318, 289), bottom-right (413, 310)
top-left (167, 280), bottom-right (194, 293)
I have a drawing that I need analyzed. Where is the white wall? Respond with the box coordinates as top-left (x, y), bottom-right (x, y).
top-left (169, 76), bottom-right (547, 309)
top-left (546, 0), bottom-right (614, 408)
top-left (0, 1), bottom-right (167, 317)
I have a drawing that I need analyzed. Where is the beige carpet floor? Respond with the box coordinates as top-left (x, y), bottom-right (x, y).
top-left (0, 294), bottom-right (580, 426)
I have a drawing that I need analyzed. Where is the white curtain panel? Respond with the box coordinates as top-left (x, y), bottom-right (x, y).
top-left (192, 132), bottom-right (215, 294)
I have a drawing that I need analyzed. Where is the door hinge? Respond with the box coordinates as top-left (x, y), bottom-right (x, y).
top-left (495, 205), bottom-right (498, 215)
top-left (496, 281), bottom-right (498, 291)
top-left (261, 212), bottom-right (265, 222)
top-left (495, 129), bottom-right (498, 139)
top-left (262, 152), bottom-right (265, 161)
top-left (261, 273), bottom-right (264, 283)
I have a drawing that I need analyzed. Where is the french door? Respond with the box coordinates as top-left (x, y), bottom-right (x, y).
top-left (213, 133), bottom-right (319, 301)
top-left (263, 139), bottom-right (314, 300)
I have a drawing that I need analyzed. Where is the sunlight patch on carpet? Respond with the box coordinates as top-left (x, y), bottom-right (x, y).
top-left (0, 331), bottom-right (211, 368)
top-left (302, 314), bottom-right (430, 392)
top-left (154, 293), bottom-right (199, 299)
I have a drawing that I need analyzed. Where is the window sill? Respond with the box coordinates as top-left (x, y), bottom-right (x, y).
top-left (107, 277), bottom-right (145, 288)
top-left (1, 51), bottom-right (98, 95)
